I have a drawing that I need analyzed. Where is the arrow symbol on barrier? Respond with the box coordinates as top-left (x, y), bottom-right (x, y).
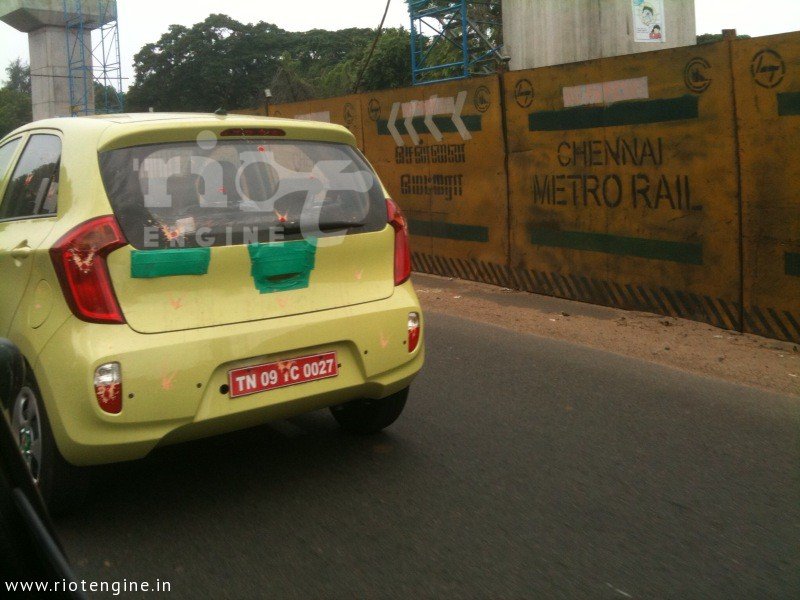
top-left (387, 90), bottom-right (472, 146)
top-left (387, 101), bottom-right (404, 146)
top-left (424, 95), bottom-right (443, 142)
top-left (452, 91), bottom-right (471, 141)
top-left (404, 100), bottom-right (421, 146)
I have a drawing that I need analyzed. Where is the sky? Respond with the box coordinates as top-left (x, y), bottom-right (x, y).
top-left (1, 0), bottom-right (799, 87)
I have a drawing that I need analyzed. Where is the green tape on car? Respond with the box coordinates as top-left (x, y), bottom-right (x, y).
top-left (248, 240), bottom-right (317, 294)
top-left (131, 248), bottom-right (211, 278)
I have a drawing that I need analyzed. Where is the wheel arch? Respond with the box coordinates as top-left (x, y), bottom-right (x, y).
top-left (0, 338), bottom-right (27, 411)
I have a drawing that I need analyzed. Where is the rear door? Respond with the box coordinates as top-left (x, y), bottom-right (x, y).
top-left (0, 133), bottom-right (61, 335)
top-left (101, 135), bottom-right (396, 334)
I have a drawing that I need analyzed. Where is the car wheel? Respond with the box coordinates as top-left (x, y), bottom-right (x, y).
top-left (11, 386), bottom-right (44, 485)
top-left (330, 387), bottom-right (409, 435)
top-left (9, 378), bottom-right (90, 516)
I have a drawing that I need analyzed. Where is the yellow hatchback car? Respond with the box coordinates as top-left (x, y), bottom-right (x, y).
top-left (0, 113), bottom-right (424, 510)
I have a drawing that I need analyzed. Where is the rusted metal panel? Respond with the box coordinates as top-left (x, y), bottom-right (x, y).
top-left (269, 95), bottom-right (365, 150)
top-left (503, 41), bottom-right (743, 331)
top-left (361, 75), bottom-right (509, 271)
top-left (733, 33), bottom-right (800, 343)
top-left (222, 33), bottom-right (799, 345)
top-left (229, 107), bottom-right (262, 116)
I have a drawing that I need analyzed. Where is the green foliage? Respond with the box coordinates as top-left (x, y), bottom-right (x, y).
top-left (317, 59), bottom-right (357, 98)
top-left (5, 59), bottom-right (31, 95)
top-left (697, 32), bottom-right (751, 44)
top-left (357, 29), bottom-right (412, 92)
top-left (405, 1), bottom-right (504, 83)
top-left (94, 81), bottom-right (125, 113)
top-left (0, 88), bottom-right (32, 138)
top-left (269, 54), bottom-right (315, 104)
top-left (126, 14), bottom-right (279, 112)
top-left (0, 60), bottom-right (32, 138)
top-left (126, 15), bottom-right (412, 111)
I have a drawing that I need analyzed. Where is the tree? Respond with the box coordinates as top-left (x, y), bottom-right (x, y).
top-left (697, 32), bottom-right (751, 44)
top-left (5, 59), bottom-right (31, 95)
top-left (406, 1), bottom-right (503, 45)
top-left (0, 88), bottom-right (32, 138)
top-left (405, 1), bottom-right (504, 82)
top-left (126, 15), bottom-right (269, 112)
top-left (0, 59), bottom-right (32, 137)
top-left (270, 54), bottom-right (315, 104)
top-left (125, 14), bottom-right (412, 112)
top-left (94, 81), bottom-right (125, 113)
top-left (357, 28), bottom-right (412, 92)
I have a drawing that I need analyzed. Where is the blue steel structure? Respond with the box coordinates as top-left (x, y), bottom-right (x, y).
top-left (408, 0), bottom-right (505, 85)
top-left (63, 0), bottom-right (124, 116)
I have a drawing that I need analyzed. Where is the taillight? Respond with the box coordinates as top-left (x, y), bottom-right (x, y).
top-left (94, 362), bottom-right (122, 414)
top-left (387, 198), bottom-right (411, 285)
top-left (50, 215), bottom-right (127, 324)
top-left (408, 312), bottom-right (421, 353)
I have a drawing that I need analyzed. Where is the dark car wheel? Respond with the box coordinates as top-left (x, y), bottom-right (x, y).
top-left (330, 387), bottom-right (409, 435)
top-left (9, 376), bottom-right (91, 516)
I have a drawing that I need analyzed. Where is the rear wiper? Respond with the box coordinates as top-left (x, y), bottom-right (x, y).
top-left (279, 221), bottom-right (366, 234)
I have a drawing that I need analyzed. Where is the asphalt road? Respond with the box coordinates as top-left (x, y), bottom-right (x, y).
top-left (56, 312), bottom-right (800, 599)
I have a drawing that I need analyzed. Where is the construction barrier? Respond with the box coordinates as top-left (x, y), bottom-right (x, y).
top-left (360, 75), bottom-right (509, 281)
top-left (240, 31), bottom-right (800, 344)
top-left (733, 32), bottom-right (800, 343)
top-left (269, 95), bottom-right (365, 150)
top-left (503, 41), bottom-right (743, 332)
top-left (233, 96), bottom-right (365, 149)
top-left (230, 107), bottom-right (262, 116)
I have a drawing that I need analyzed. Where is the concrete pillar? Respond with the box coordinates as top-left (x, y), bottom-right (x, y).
top-left (502, 0), bottom-right (697, 71)
top-left (28, 25), bottom-right (92, 119)
top-left (0, 1), bottom-right (116, 120)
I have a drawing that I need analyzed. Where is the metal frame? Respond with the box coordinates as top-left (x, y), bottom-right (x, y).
top-left (408, 0), bottom-right (506, 85)
top-left (63, 0), bottom-right (124, 116)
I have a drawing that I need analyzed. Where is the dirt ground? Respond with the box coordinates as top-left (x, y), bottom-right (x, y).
top-left (412, 273), bottom-right (800, 398)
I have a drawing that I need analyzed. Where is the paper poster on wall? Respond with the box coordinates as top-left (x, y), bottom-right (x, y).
top-left (632, 0), bottom-right (666, 43)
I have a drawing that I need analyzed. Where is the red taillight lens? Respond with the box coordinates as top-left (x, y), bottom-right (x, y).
top-left (387, 198), bottom-right (411, 286)
top-left (50, 216), bottom-right (127, 324)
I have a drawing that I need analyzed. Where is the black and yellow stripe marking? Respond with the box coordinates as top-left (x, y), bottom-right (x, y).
top-left (411, 252), bottom-right (800, 344)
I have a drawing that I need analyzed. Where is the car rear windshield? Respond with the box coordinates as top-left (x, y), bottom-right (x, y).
top-left (99, 139), bottom-right (386, 249)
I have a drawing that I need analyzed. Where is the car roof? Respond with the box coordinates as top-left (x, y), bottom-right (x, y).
top-left (2, 113), bottom-right (356, 150)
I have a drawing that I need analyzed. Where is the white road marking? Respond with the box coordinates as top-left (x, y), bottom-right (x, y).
top-left (605, 583), bottom-right (633, 598)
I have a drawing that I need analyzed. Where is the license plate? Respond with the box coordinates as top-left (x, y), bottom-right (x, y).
top-left (228, 351), bottom-right (338, 399)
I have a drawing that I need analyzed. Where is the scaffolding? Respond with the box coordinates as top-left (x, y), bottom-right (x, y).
top-left (408, 0), bottom-right (506, 85)
top-left (63, 0), bottom-right (124, 116)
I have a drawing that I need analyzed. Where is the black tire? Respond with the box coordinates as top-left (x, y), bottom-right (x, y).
top-left (330, 387), bottom-right (409, 435)
top-left (8, 371), bottom-right (92, 516)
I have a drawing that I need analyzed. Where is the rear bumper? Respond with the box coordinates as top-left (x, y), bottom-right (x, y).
top-left (33, 282), bottom-right (423, 466)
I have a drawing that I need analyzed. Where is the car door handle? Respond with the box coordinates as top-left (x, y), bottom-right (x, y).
top-left (11, 244), bottom-right (32, 260)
